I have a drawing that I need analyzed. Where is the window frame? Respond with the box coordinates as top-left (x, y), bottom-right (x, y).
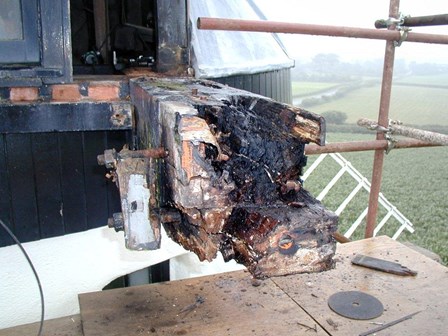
top-left (0, 0), bottom-right (72, 86)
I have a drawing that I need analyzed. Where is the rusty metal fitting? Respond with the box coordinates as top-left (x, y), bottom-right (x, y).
top-left (119, 148), bottom-right (169, 159)
top-left (97, 149), bottom-right (118, 169)
top-left (108, 212), bottom-right (124, 232)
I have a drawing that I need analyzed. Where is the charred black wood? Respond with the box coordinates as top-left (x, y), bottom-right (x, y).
top-left (130, 77), bottom-right (337, 278)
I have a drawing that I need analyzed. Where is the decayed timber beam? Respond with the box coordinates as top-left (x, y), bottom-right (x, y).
top-left (127, 77), bottom-right (337, 278)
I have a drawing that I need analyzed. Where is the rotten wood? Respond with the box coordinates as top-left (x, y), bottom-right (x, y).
top-left (130, 77), bottom-right (336, 278)
top-left (332, 231), bottom-right (351, 244)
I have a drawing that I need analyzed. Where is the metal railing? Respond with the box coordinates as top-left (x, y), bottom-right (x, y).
top-left (302, 152), bottom-right (414, 240)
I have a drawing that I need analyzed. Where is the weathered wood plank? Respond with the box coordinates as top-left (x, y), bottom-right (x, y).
top-left (272, 236), bottom-right (448, 335)
top-left (79, 270), bottom-right (328, 336)
top-left (76, 236), bottom-right (447, 336)
top-left (0, 102), bottom-right (133, 133)
top-left (155, 0), bottom-right (188, 73)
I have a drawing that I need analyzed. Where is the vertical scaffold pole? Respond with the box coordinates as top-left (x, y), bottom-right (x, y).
top-left (365, 0), bottom-right (400, 238)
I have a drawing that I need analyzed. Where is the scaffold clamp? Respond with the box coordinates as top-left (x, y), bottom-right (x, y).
top-left (395, 27), bottom-right (411, 47)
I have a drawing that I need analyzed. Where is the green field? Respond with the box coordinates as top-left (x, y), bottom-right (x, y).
top-left (394, 73), bottom-right (448, 86)
top-left (294, 76), bottom-right (448, 264)
top-left (292, 81), bottom-right (341, 97)
top-left (309, 85), bottom-right (448, 126)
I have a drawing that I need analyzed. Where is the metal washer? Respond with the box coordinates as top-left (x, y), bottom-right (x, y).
top-left (328, 291), bottom-right (384, 320)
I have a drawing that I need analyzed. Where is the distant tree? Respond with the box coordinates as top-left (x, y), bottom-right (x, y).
top-left (321, 110), bottom-right (347, 124)
top-left (311, 53), bottom-right (341, 73)
top-left (312, 53), bottom-right (340, 67)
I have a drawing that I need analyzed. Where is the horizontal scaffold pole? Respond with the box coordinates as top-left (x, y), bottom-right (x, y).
top-left (305, 139), bottom-right (441, 155)
top-left (375, 14), bottom-right (448, 29)
top-left (197, 17), bottom-right (448, 45)
top-left (358, 118), bottom-right (448, 145)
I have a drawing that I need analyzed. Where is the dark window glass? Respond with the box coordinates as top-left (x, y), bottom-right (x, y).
top-left (0, 0), bottom-right (23, 40)
top-left (0, 0), bottom-right (39, 63)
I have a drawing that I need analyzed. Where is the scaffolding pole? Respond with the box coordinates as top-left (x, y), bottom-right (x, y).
top-left (364, 0), bottom-right (399, 238)
top-left (197, 17), bottom-right (448, 45)
top-left (375, 13), bottom-right (448, 29)
top-left (305, 139), bottom-right (441, 155)
top-left (358, 118), bottom-right (448, 145)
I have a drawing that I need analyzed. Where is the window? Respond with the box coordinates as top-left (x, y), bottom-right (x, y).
top-left (0, 0), bottom-right (72, 85)
top-left (0, 0), bottom-right (40, 64)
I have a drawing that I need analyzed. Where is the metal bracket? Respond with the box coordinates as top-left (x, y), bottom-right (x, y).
top-left (394, 26), bottom-right (411, 47)
top-left (385, 134), bottom-right (397, 154)
top-left (384, 119), bottom-right (402, 154)
top-left (381, 13), bottom-right (409, 29)
top-left (382, 16), bottom-right (404, 28)
top-left (365, 122), bottom-right (390, 133)
top-left (377, 13), bottom-right (411, 47)
top-left (98, 147), bottom-right (169, 250)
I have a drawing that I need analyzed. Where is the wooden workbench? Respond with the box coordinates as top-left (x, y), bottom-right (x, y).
top-left (2, 236), bottom-right (447, 335)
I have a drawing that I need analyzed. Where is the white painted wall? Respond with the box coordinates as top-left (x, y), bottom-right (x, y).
top-left (0, 226), bottom-right (187, 329)
top-left (0, 225), bottom-right (244, 329)
top-left (170, 251), bottom-right (245, 281)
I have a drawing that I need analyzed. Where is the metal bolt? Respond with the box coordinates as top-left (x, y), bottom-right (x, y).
top-left (108, 212), bottom-right (124, 232)
top-left (97, 149), bottom-right (118, 169)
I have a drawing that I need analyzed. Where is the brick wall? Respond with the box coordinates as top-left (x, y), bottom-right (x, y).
top-left (1, 76), bottom-right (130, 103)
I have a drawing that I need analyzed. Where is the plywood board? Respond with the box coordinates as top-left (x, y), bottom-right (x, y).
top-left (79, 236), bottom-right (448, 336)
top-left (272, 236), bottom-right (448, 335)
top-left (79, 270), bottom-right (328, 336)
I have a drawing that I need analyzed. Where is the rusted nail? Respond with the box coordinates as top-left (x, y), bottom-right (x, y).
top-left (119, 148), bottom-right (168, 159)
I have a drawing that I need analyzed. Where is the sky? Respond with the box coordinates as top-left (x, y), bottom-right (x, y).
top-left (253, 0), bottom-right (448, 63)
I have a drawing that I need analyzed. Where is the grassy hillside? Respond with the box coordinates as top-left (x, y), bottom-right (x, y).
top-left (293, 74), bottom-right (448, 126)
top-left (293, 73), bottom-right (448, 264)
top-left (308, 85), bottom-right (448, 126)
top-left (304, 133), bottom-right (448, 264)
top-left (292, 82), bottom-right (341, 97)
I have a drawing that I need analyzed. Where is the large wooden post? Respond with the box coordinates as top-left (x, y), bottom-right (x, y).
top-left (126, 77), bottom-right (337, 278)
top-left (155, 0), bottom-right (189, 73)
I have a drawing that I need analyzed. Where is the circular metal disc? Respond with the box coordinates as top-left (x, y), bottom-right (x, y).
top-left (328, 291), bottom-right (384, 320)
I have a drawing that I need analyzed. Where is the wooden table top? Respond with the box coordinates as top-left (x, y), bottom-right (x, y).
top-left (2, 236), bottom-right (446, 336)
